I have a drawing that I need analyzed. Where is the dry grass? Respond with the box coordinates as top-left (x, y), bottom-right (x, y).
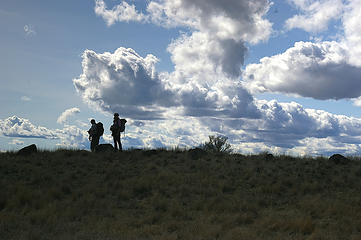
top-left (1, 150), bottom-right (361, 239)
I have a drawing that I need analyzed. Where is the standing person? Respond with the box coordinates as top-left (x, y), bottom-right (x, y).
top-left (88, 119), bottom-right (100, 152)
top-left (110, 113), bottom-right (122, 151)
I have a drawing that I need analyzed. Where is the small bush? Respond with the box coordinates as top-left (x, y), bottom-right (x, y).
top-left (201, 135), bottom-right (232, 154)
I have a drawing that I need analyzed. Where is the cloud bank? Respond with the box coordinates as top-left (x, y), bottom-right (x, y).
top-left (0, 116), bottom-right (58, 139)
top-left (243, 41), bottom-right (361, 100)
top-left (243, 0), bottom-right (361, 102)
top-left (0, 116), bottom-right (89, 149)
top-left (66, 0), bottom-right (361, 155)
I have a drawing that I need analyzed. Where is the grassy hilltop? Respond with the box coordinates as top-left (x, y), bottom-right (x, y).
top-left (1, 149), bottom-right (361, 240)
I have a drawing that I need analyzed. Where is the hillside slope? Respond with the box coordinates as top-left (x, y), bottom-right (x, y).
top-left (1, 150), bottom-right (361, 239)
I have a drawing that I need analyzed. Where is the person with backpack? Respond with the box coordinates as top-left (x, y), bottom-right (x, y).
top-left (110, 113), bottom-right (126, 151)
top-left (88, 119), bottom-right (104, 152)
top-left (88, 119), bottom-right (99, 152)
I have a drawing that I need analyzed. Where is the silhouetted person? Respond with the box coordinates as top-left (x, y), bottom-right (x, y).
top-left (110, 113), bottom-right (122, 151)
top-left (88, 119), bottom-right (100, 152)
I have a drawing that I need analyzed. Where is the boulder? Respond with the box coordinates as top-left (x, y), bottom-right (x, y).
top-left (329, 154), bottom-right (350, 165)
top-left (95, 144), bottom-right (115, 153)
top-left (17, 144), bottom-right (37, 156)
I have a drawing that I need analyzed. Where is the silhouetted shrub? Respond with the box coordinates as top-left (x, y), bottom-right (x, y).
top-left (201, 135), bottom-right (232, 154)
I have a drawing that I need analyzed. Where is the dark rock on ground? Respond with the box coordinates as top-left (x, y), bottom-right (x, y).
top-left (17, 144), bottom-right (37, 156)
top-left (95, 144), bottom-right (115, 153)
top-left (329, 154), bottom-right (350, 165)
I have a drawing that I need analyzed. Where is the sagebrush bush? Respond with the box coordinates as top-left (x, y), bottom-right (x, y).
top-left (201, 135), bottom-right (232, 153)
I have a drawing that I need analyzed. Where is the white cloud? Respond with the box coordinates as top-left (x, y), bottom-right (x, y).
top-left (342, 0), bottom-right (361, 67)
top-left (86, 0), bottom-right (272, 119)
top-left (284, 0), bottom-right (344, 33)
top-left (243, 41), bottom-right (361, 100)
top-left (243, 0), bottom-right (361, 102)
top-left (0, 116), bottom-right (89, 149)
top-left (73, 48), bottom-right (175, 119)
top-left (94, 0), bottom-right (148, 26)
top-left (79, 0), bottom-right (361, 155)
top-left (94, 0), bottom-right (272, 44)
top-left (57, 108), bottom-right (81, 124)
top-left (73, 46), bottom-right (260, 120)
top-left (20, 96), bottom-right (31, 102)
top-left (3, 104), bottom-right (361, 155)
top-left (221, 99), bottom-right (361, 154)
top-left (146, 0), bottom-right (272, 44)
top-left (0, 116), bottom-right (58, 139)
top-left (55, 125), bottom-right (89, 149)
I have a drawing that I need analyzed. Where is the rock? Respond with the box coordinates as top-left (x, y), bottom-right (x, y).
top-left (329, 154), bottom-right (350, 165)
top-left (17, 144), bottom-right (37, 156)
top-left (188, 148), bottom-right (207, 160)
top-left (95, 144), bottom-right (115, 153)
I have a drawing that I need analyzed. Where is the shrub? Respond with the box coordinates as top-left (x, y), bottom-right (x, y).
top-left (201, 135), bottom-right (232, 154)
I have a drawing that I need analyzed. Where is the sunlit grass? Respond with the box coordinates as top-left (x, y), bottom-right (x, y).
top-left (1, 149), bottom-right (361, 239)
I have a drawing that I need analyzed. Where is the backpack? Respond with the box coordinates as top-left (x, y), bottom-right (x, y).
top-left (119, 119), bottom-right (127, 132)
top-left (110, 119), bottom-right (127, 135)
top-left (96, 122), bottom-right (104, 137)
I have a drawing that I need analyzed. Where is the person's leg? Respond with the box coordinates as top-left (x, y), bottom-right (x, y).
top-left (113, 136), bottom-right (118, 150)
top-left (117, 135), bottom-right (122, 151)
top-left (90, 139), bottom-right (95, 152)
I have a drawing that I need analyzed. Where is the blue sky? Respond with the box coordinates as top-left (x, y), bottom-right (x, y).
top-left (1, 0), bottom-right (361, 156)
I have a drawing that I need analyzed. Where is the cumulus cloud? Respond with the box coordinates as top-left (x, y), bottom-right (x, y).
top-left (343, 0), bottom-right (361, 67)
top-left (243, 41), bottom-right (361, 100)
top-left (76, 0), bottom-right (361, 155)
top-left (57, 107), bottom-right (81, 124)
top-left (137, 99), bottom-right (361, 155)
top-left (146, 0), bottom-right (272, 44)
top-left (95, 0), bottom-right (273, 44)
top-left (0, 116), bottom-right (58, 139)
top-left (55, 125), bottom-right (89, 148)
top-left (77, 0), bottom-right (273, 120)
top-left (284, 0), bottom-right (344, 33)
top-left (243, 0), bottom-right (361, 101)
top-left (73, 48), bottom-right (175, 119)
top-left (94, 0), bottom-right (147, 26)
top-left (214, 99), bottom-right (361, 154)
top-left (0, 116), bottom-right (89, 149)
top-left (73, 46), bottom-right (259, 119)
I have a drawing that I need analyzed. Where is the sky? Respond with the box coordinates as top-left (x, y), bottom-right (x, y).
top-left (1, 0), bottom-right (361, 156)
